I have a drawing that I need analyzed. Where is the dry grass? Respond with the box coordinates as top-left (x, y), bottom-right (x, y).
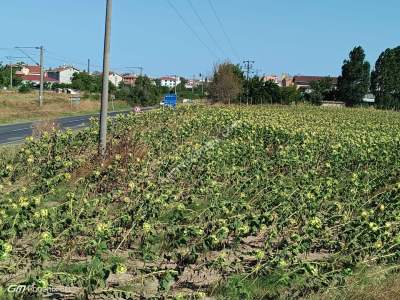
top-left (305, 267), bottom-right (400, 300)
top-left (0, 91), bottom-right (130, 124)
top-left (32, 119), bottom-right (60, 138)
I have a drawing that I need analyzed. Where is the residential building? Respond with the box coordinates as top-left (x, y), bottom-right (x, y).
top-left (16, 65), bottom-right (41, 76)
top-left (160, 76), bottom-right (181, 88)
top-left (293, 76), bottom-right (338, 92)
top-left (109, 72), bottom-right (123, 87)
top-left (185, 79), bottom-right (200, 89)
top-left (281, 74), bottom-right (294, 87)
top-left (122, 73), bottom-right (138, 86)
top-left (15, 65), bottom-right (58, 85)
top-left (47, 66), bottom-right (80, 84)
top-left (263, 75), bottom-right (281, 86)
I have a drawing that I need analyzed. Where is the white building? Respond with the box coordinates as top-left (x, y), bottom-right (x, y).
top-left (185, 79), bottom-right (200, 89)
top-left (47, 66), bottom-right (80, 84)
top-left (160, 76), bottom-right (180, 88)
top-left (109, 72), bottom-right (123, 87)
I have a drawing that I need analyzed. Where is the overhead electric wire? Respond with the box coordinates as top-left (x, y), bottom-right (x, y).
top-left (187, 0), bottom-right (228, 59)
top-left (207, 0), bottom-right (240, 61)
top-left (15, 47), bottom-right (39, 65)
top-left (167, 0), bottom-right (219, 60)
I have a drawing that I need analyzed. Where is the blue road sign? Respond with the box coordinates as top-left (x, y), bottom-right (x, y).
top-left (164, 94), bottom-right (177, 108)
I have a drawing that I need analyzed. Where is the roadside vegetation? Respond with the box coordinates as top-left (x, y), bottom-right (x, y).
top-left (0, 105), bottom-right (399, 298)
top-left (0, 91), bottom-right (130, 124)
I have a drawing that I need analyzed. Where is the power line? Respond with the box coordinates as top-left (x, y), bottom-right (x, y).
top-left (45, 50), bottom-right (102, 70)
top-left (207, 0), bottom-right (240, 62)
top-left (167, 0), bottom-right (219, 60)
top-left (187, 0), bottom-right (228, 59)
top-left (15, 47), bottom-right (40, 65)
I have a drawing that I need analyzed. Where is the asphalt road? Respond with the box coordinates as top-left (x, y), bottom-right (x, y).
top-left (0, 106), bottom-right (157, 145)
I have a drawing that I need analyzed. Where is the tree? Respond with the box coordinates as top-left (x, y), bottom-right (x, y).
top-left (115, 76), bottom-right (161, 106)
top-left (279, 86), bottom-right (301, 105)
top-left (0, 63), bottom-right (22, 88)
top-left (337, 46), bottom-right (370, 106)
top-left (208, 62), bottom-right (243, 104)
top-left (246, 77), bottom-right (280, 104)
top-left (308, 77), bottom-right (336, 104)
top-left (71, 72), bottom-right (116, 94)
top-left (371, 47), bottom-right (400, 110)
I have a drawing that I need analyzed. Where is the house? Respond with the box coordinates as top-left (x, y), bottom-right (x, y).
top-left (15, 65), bottom-right (58, 85)
top-left (160, 76), bottom-right (180, 88)
top-left (281, 74), bottom-right (294, 87)
top-left (185, 79), bottom-right (200, 89)
top-left (109, 72), bottom-right (123, 86)
top-left (122, 74), bottom-right (138, 86)
top-left (16, 65), bottom-right (41, 76)
top-left (47, 66), bottom-right (80, 84)
top-left (293, 76), bottom-right (338, 92)
top-left (20, 75), bottom-right (58, 85)
top-left (263, 75), bottom-right (282, 86)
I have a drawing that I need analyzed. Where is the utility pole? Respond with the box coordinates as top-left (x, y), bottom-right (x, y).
top-left (174, 75), bottom-right (178, 95)
top-left (39, 46), bottom-right (44, 106)
top-left (87, 59), bottom-right (90, 74)
top-left (6, 56), bottom-right (25, 90)
top-left (243, 60), bottom-right (254, 105)
top-left (99, 0), bottom-right (113, 157)
top-left (9, 62), bottom-right (13, 89)
top-left (14, 47), bottom-right (43, 105)
top-left (199, 73), bottom-right (204, 97)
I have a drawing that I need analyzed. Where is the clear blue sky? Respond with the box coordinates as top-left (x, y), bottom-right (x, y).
top-left (1, 0), bottom-right (399, 78)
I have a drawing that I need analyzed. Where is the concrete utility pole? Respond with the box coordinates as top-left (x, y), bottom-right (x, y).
top-left (243, 60), bottom-right (255, 105)
top-left (39, 46), bottom-right (44, 106)
top-left (9, 62), bottom-right (13, 89)
top-left (87, 58), bottom-right (90, 74)
top-left (6, 56), bottom-right (25, 90)
top-left (174, 75), bottom-right (178, 95)
top-left (99, 0), bottom-right (113, 156)
top-left (199, 73), bottom-right (204, 97)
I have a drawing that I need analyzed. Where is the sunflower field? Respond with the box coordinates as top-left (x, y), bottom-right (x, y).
top-left (0, 105), bottom-right (400, 299)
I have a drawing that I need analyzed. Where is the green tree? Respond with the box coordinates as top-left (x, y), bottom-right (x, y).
top-left (279, 86), bottom-right (301, 105)
top-left (71, 72), bottom-right (116, 94)
top-left (0, 63), bottom-right (22, 88)
top-left (308, 77), bottom-right (336, 105)
top-left (116, 76), bottom-right (161, 106)
top-left (337, 46), bottom-right (370, 106)
top-left (208, 62), bottom-right (243, 104)
top-left (246, 77), bottom-right (280, 105)
top-left (371, 47), bottom-right (400, 110)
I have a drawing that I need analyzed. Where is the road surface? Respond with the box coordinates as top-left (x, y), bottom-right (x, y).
top-left (0, 107), bottom-right (156, 145)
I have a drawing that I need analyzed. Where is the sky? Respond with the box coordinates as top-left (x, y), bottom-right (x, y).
top-left (1, 0), bottom-right (399, 78)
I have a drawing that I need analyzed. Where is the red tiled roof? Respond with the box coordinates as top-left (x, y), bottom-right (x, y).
top-left (21, 75), bottom-right (58, 82)
top-left (293, 76), bottom-right (338, 85)
top-left (25, 66), bottom-right (41, 74)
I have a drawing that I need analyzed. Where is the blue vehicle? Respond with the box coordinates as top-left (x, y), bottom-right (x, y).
top-left (162, 93), bottom-right (177, 108)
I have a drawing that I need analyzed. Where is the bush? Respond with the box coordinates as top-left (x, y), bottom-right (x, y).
top-left (18, 83), bottom-right (33, 93)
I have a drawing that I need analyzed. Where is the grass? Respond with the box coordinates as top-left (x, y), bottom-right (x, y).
top-left (214, 265), bottom-right (400, 299)
top-left (0, 90), bottom-right (131, 124)
top-left (305, 266), bottom-right (400, 300)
